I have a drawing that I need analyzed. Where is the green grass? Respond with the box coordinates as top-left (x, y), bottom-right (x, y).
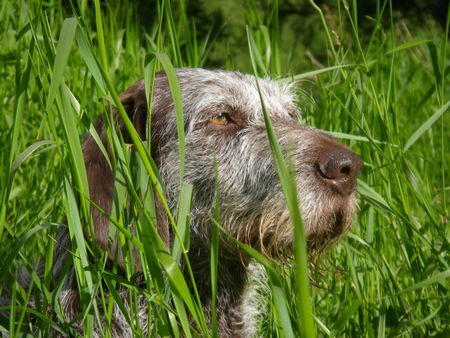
top-left (0, 0), bottom-right (449, 336)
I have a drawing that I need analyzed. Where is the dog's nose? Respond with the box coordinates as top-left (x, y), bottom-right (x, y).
top-left (317, 149), bottom-right (363, 195)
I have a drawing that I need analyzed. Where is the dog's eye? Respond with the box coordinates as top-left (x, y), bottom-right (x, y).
top-left (209, 112), bottom-right (232, 125)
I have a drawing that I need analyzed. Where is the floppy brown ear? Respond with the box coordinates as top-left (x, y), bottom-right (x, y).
top-left (82, 78), bottom-right (170, 268)
top-left (118, 80), bottom-right (148, 143)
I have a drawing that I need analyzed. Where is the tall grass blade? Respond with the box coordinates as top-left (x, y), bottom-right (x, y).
top-left (46, 18), bottom-right (77, 111)
top-left (384, 39), bottom-right (431, 55)
top-left (172, 183), bottom-right (193, 263)
top-left (400, 270), bottom-right (450, 294)
top-left (64, 178), bottom-right (96, 334)
top-left (281, 64), bottom-right (354, 81)
top-left (75, 28), bottom-right (106, 94)
top-left (247, 25), bottom-right (316, 338)
top-left (357, 180), bottom-right (394, 214)
top-left (210, 159), bottom-right (220, 337)
top-left (10, 140), bottom-right (56, 174)
top-left (403, 101), bottom-right (449, 151)
top-left (93, 0), bottom-right (108, 71)
top-left (0, 223), bottom-right (56, 285)
top-left (215, 221), bottom-right (294, 337)
top-left (152, 53), bottom-right (186, 184)
top-left (331, 298), bottom-right (362, 332)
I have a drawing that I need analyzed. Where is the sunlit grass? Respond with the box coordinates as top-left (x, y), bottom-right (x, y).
top-left (0, 0), bottom-right (448, 336)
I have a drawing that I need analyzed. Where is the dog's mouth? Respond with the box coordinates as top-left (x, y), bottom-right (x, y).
top-left (251, 206), bottom-right (353, 259)
top-left (223, 188), bottom-right (358, 260)
top-left (305, 207), bottom-right (353, 252)
top-left (329, 210), bottom-right (346, 236)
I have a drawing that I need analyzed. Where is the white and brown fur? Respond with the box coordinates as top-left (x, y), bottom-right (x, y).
top-left (3, 68), bottom-right (363, 337)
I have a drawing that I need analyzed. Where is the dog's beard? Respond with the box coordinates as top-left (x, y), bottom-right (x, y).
top-left (213, 190), bottom-right (358, 261)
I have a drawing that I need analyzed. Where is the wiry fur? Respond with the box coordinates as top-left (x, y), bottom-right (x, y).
top-left (2, 69), bottom-right (362, 337)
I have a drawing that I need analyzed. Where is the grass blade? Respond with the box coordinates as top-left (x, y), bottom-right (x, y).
top-left (280, 64), bottom-right (354, 81)
top-left (384, 39), bottom-right (431, 55)
top-left (247, 25), bottom-right (316, 338)
top-left (403, 101), bottom-right (449, 151)
top-left (400, 270), bottom-right (450, 294)
top-left (10, 140), bottom-right (56, 174)
top-left (46, 18), bottom-right (77, 111)
top-left (357, 180), bottom-right (394, 214)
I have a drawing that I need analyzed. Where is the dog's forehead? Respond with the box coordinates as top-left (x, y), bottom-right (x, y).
top-left (176, 68), bottom-right (297, 120)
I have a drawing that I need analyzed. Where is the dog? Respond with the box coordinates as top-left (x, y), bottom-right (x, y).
top-left (3, 68), bottom-right (363, 337)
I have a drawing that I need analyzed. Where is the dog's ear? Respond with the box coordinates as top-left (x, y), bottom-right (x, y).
top-left (118, 80), bottom-right (148, 143)
top-left (82, 76), bottom-right (171, 269)
top-left (117, 78), bottom-right (171, 246)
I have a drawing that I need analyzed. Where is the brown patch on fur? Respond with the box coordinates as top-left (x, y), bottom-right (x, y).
top-left (82, 75), bottom-right (172, 267)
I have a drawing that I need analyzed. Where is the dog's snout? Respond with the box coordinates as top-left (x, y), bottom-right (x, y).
top-left (317, 149), bottom-right (363, 195)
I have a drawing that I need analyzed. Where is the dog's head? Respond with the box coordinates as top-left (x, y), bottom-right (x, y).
top-left (83, 68), bottom-right (362, 261)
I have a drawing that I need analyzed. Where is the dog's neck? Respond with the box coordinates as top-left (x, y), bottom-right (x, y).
top-left (186, 234), bottom-right (250, 336)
